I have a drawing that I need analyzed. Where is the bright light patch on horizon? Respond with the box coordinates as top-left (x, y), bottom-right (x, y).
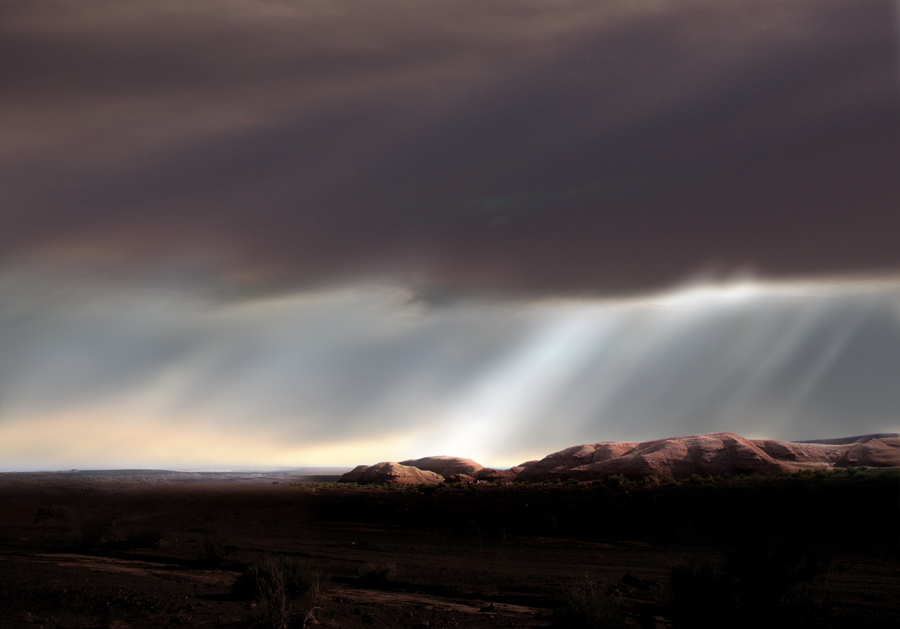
top-left (640, 278), bottom-right (840, 310)
top-left (2, 269), bottom-right (899, 471)
top-left (0, 396), bottom-right (432, 471)
top-left (412, 308), bottom-right (616, 463)
top-left (648, 280), bottom-right (769, 308)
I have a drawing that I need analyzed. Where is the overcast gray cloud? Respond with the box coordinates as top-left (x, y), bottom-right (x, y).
top-left (1, 1), bottom-right (898, 469)
top-left (2, 269), bottom-right (898, 470)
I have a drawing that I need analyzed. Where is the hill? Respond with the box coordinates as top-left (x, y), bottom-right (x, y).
top-left (340, 432), bottom-right (899, 484)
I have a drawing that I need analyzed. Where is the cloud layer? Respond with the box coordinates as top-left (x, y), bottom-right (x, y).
top-left (2, 2), bottom-right (899, 469)
top-left (3, 271), bottom-right (898, 470)
top-left (2, 0), bottom-right (898, 297)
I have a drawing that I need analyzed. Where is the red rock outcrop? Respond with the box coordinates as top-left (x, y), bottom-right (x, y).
top-left (514, 433), bottom-right (899, 481)
top-left (514, 440), bottom-right (638, 481)
top-left (339, 464), bottom-right (372, 484)
top-left (474, 467), bottom-right (520, 482)
top-left (399, 456), bottom-right (483, 477)
top-left (832, 435), bottom-right (900, 467)
top-left (749, 439), bottom-right (845, 464)
top-left (338, 462), bottom-right (444, 484)
top-left (343, 433), bottom-right (898, 485)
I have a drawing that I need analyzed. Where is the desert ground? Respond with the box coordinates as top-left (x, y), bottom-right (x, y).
top-left (0, 468), bottom-right (897, 628)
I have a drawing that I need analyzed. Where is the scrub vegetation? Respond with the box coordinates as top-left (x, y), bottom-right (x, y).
top-left (0, 468), bottom-right (896, 627)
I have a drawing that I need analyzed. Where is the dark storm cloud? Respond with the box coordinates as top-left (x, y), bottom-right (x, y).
top-left (2, 0), bottom-right (898, 297)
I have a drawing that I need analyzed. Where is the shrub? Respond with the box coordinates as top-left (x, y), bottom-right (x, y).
top-left (199, 536), bottom-right (228, 567)
top-left (357, 562), bottom-right (397, 587)
top-left (669, 559), bottom-right (734, 628)
top-left (669, 538), bottom-right (831, 628)
top-left (233, 556), bottom-right (327, 628)
top-left (551, 575), bottom-right (625, 629)
top-left (603, 474), bottom-right (633, 494)
top-left (125, 529), bottom-right (162, 549)
top-left (77, 514), bottom-right (112, 549)
top-left (418, 483), bottom-right (438, 496)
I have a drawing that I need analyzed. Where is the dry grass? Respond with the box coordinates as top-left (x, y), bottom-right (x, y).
top-left (235, 556), bottom-right (327, 628)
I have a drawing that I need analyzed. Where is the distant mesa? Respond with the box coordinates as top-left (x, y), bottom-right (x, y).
top-left (339, 432), bottom-right (899, 485)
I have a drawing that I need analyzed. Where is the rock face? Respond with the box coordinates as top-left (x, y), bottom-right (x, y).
top-left (339, 465), bottom-right (373, 484)
top-left (749, 439), bottom-right (845, 464)
top-left (475, 466), bottom-right (524, 482)
top-left (338, 462), bottom-right (444, 484)
top-left (831, 435), bottom-right (900, 467)
top-left (515, 433), bottom-right (900, 481)
top-left (340, 433), bottom-right (898, 485)
top-left (399, 456), bottom-right (483, 477)
top-left (514, 441), bottom-right (639, 482)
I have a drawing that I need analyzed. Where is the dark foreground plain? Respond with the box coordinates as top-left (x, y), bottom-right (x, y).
top-left (0, 469), bottom-right (897, 628)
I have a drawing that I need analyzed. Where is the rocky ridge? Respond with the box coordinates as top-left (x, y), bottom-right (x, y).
top-left (339, 432), bottom-right (899, 484)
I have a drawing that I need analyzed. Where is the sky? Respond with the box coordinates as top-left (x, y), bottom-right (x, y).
top-left (1, 0), bottom-right (899, 471)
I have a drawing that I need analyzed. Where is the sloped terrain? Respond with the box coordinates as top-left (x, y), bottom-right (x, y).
top-left (398, 456), bottom-right (483, 477)
top-left (516, 433), bottom-right (899, 482)
top-left (518, 433), bottom-right (791, 481)
top-left (338, 462), bottom-right (445, 485)
top-left (343, 433), bottom-right (899, 485)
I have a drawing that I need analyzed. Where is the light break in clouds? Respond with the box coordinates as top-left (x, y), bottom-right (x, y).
top-left (2, 269), bottom-right (898, 471)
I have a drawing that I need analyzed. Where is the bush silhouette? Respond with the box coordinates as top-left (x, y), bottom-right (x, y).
top-left (233, 556), bottom-right (327, 628)
top-left (551, 575), bottom-right (625, 628)
top-left (669, 535), bottom-right (831, 628)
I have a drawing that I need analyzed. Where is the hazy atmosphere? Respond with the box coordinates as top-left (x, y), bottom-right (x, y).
top-left (2, 0), bottom-right (899, 470)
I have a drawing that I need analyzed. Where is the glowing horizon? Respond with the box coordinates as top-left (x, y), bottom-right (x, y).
top-left (2, 273), bottom-right (898, 472)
